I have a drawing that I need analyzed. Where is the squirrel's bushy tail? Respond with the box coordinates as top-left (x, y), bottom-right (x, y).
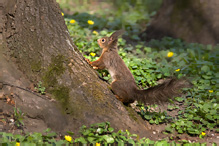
top-left (135, 78), bottom-right (192, 105)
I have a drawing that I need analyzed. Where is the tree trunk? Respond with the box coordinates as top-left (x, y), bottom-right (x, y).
top-left (141, 0), bottom-right (219, 45)
top-left (0, 0), bottom-right (151, 137)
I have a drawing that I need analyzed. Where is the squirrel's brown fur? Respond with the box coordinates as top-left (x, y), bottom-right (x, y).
top-left (87, 30), bottom-right (192, 104)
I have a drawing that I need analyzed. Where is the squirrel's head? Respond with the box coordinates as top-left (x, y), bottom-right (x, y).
top-left (98, 30), bottom-right (124, 50)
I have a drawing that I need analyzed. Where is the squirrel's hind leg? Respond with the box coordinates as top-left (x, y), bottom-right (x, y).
top-left (111, 80), bottom-right (135, 104)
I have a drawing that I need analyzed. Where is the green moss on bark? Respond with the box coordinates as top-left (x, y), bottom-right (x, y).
top-left (124, 106), bottom-right (138, 122)
top-left (51, 85), bottom-right (70, 105)
top-left (31, 60), bottom-right (42, 72)
top-left (42, 55), bottom-right (66, 88)
top-left (42, 54), bottom-right (70, 106)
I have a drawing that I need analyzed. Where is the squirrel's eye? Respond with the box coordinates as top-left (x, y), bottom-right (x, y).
top-left (101, 39), bottom-right (105, 43)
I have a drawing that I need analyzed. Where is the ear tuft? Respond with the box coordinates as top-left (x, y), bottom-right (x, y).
top-left (109, 30), bottom-right (125, 41)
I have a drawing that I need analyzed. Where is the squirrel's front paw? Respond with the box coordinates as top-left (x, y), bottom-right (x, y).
top-left (85, 58), bottom-right (98, 69)
top-left (93, 66), bottom-right (99, 69)
top-left (85, 58), bottom-right (91, 64)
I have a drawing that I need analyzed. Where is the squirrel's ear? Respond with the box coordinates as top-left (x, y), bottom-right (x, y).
top-left (109, 30), bottom-right (125, 42)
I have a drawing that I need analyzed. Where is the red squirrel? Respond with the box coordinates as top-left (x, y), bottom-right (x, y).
top-left (87, 30), bottom-right (191, 105)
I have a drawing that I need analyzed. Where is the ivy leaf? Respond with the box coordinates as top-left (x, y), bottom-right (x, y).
top-left (44, 128), bottom-right (51, 133)
top-left (96, 128), bottom-right (103, 134)
top-left (66, 131), bottom-right (74, 136)
top-left (103, 135), bottom-right (114, 143)
top-left (108, 127), bottom-right (114, 132)
top-left (165, 126), bottom-right (173, 133)
top-left (201, 65), bottom-right (210, 72)
top-left (128, 139), bottom-right (135, 144)
top-left (46, 132), bottom-right (56, 137)
top-left (87, 137), bottom-right (95, 143)
top-left (75, 137), bottom-right (87, 144)
top-left (175, 97), bottom-right (184, 102)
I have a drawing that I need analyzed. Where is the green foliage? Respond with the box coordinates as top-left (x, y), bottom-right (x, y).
top-left (0, 128), bottom-right (60, 145)
top-left (13, 108), bottom-right (24, 128)
top-left (1, 123), bottom-right (212, 145)
top-left (138, 104), bottom-right (172, 124)
top-left (34, 81), bottom-right (46, 95)
top-left (147, 38), bottom-right (218, 136)
top-left (166, 97), bottom-right (218, 135)
top-left (74, 122), bottom-right (138, 144)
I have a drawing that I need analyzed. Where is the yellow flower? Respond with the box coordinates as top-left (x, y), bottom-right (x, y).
top-left (16, 142), bottom-right (20, 146)
top-left (70, 19), bottom-right (76, 24)
top-left (93, 30), bottom-right (98, 35)
top-left (201, 132), bottom-right (206, 136)
top-left (208, 90), bottom-right (213, 93)
top-left (90, 52), bottom-right (96, 57)
top-left (65, 135), bottom-right (72, 142)
top-left (96, 143), bottom-right (101, 146)
top-left (175, 69), bottom-right (180, 72)
top-left (167, 52), bottom-right (174, 57)
top-left (61, 12), bottom-right (64, 16)
top-left (88, 20), bottom-right (94, 25)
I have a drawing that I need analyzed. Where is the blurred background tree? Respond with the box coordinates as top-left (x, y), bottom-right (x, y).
top-left (142, 0), bottom-right (219, 45)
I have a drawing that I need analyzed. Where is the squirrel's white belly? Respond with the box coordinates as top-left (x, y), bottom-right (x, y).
top-left (108, 67), bottom-right (116, 81)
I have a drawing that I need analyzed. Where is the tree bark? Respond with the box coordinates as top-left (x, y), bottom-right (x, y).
top-left (141, 0), bottom-right (219, 45)
top-left (0, 0), bottom-right (151, 137)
